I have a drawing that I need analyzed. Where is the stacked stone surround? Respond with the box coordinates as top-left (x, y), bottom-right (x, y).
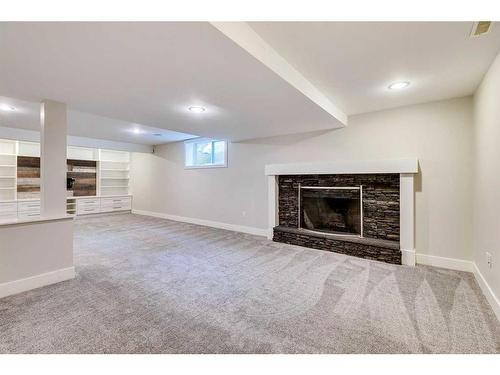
top-left (274, 173), bottom-right (401, 264)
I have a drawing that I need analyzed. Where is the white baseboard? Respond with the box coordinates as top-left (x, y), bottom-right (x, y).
top-left (415, 253), bottom-right (474, 272)
top-left (0, 266), bottom-right (75, 299)
top-left (132, 209), bottom-right (268, 237)
top-left (401, 249), bottom-right (416, 266)
top-left (473, 263), bottom-right (500, 321)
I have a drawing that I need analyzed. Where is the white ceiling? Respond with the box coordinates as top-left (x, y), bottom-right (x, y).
top-left (1, 22), bottom-right (500, 145)
top-left (0, 96), bottom-right (196, 145)
top-left (0, 22), bottom-right (344, 142)
top-left (249, 22), bottom-right (500, 115)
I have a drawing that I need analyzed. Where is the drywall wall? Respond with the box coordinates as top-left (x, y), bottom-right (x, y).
top-left (131, 96), bottom-right (473, 261)
top-left (473, 50), bottom-right (500, 302)
top-left (0, 218), bottom-right (74, 298)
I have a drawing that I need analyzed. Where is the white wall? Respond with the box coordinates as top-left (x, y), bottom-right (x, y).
top-left (0, 218), bottom-right (74, 298)
top-left (473, 50), bottom-right (500, 301)
top-left (131, 96), bottom-right (474, 261)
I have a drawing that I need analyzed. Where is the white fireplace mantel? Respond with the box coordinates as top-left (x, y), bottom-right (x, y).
top-left (265, 158), bottom-right (418, 176)
top-left (265, 158), bottom-right (419, 266)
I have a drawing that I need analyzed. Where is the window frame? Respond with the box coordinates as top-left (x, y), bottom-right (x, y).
top-left (184, 138), bottom-right (228, 169)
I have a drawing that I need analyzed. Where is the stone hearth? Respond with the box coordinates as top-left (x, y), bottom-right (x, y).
top-left (273, 225), bottom-right (401, 264)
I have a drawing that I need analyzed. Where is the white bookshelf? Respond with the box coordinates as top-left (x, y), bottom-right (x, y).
top-left (0, 139), bottom-right (133, 203)
top-left (99, 150), bottom-right (130, 196)
top-left (0, 139), bottom-right (17, 201)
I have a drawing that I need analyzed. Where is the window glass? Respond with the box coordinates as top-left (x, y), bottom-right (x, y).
top-left (185, 139), bottom-right (227, 168)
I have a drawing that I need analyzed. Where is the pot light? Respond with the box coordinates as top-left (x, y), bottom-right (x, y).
top-left (0, 104), bottom-right (16, 112)
top-left (388, 81), bottom-right (410, 90)
top-left (132, 128), bottom-right (142, 134)
top-left (188, 106), bottom-right (206, 113)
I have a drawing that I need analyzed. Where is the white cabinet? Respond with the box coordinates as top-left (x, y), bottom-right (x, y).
top-left (67, 146), bottom-right (98, 161)
top-left (76, 198), bottom-right (101, 215)
top-left (76, 195), bottom-right (132, 215)
top-left (100, 196), bottom-right (132, 213)
top-left (17, 200), bottom-right (41, 219)
top-left (0, 202), bottom-right (18, 221)
top-left (0, 195), bottom-right (132, 221)
top-left (18, 141), bottom-right (40, 157)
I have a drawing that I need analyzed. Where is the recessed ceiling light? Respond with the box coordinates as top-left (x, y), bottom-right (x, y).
top-left (188, 106), bottom-right (206, 113)
top-left (0, 104), bottom-right (16, 112)
top-left (388, 81), bottom-right (410, 90)
top-left (132, 128), bottom-right (142, 134)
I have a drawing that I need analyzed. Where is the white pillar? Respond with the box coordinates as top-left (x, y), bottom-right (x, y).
top-left (40, 100), bottom-right (67, 217)
top-left (400, 173), bottom-right (416, 266)
top-left (267, 175), bottom-right (278, 240)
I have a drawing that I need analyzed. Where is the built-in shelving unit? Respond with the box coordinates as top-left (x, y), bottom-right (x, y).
top-left (0, 139), bottom-right (133, 220)
top-left (0, 139), bottom-right (17, 201)
top-left (99, 150), bottom-right (130, 196)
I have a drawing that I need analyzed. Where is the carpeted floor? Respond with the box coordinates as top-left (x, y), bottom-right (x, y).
top-left (0, 213), bottom-right (499, 353)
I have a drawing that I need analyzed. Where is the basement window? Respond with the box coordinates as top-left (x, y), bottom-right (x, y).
top-left (184, 138), bottom-right (227, 169)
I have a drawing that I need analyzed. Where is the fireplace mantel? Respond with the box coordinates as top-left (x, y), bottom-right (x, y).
top-left (265, 158), bottom-right (418, 176)
top-left (265, 158), bottom-right (419, 266)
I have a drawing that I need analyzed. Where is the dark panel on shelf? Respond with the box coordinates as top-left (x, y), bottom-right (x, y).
top-left (67, 160), bottom-right (97, 196)
top-left (67, 159), bottom-right (97, 168)
top-left (16, 156), bottom-right (97, 197)
top-left (17, 156), bottom-right (40, 194)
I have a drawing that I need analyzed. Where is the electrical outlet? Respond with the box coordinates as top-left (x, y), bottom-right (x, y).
top-left (242, 211), bottom-right (246, 217)
top-left (486, 252), bottom-right (492, 268)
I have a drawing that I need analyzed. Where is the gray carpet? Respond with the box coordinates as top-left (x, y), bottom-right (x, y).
top-left (0, 213), bottom-right (499, 353)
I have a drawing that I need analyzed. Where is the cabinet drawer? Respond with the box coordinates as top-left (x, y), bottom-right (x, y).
top-left (77, 199), bottom-right (100, 210)
top-left (18, 201), bottom-right (41, 213)
top-left (101, 197), bottom-right (131, 206)
top-left (77, 198), bottom-right (100, 206)
top-left (100, 203), bottom-right (131, 213)
top-left (77, 206), bottom-right (100, 215)
top-left (18, 212), bottom-right (40, 220)
top-left (0, 212), bottom-right (18, 221)
top-left (0, 202), bottom-right (17, 214)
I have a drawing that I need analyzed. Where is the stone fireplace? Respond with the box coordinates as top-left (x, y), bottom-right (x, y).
top-left (265, 159), bottom-right (418, 265)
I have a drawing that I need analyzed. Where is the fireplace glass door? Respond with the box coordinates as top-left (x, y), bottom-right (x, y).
top-left (299, 186), bottom-right (363, 236)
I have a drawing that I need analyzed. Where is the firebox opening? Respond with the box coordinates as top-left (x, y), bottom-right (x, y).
top-left (299, 186), bottom-right (362, 237)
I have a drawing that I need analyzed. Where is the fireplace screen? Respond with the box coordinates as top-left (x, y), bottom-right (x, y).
top-left (299, 186), bottom-right (363, 236)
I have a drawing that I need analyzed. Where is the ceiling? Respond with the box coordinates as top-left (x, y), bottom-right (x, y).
top-left (1, 22), bottom-right (500, 145)
top-left (0, 22), bottom-right (344, 142)
top-left (249, 22), bottom-right (500, 115)
top-left (0, 96), bottom-right (196, 145)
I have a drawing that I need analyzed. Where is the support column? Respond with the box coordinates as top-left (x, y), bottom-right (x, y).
top-left (40, 100), bottom-right (67, 217)
top-left (267, 175), bottom-right (278, 240)
top-left (400, 173), bottom-right (416, 266)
